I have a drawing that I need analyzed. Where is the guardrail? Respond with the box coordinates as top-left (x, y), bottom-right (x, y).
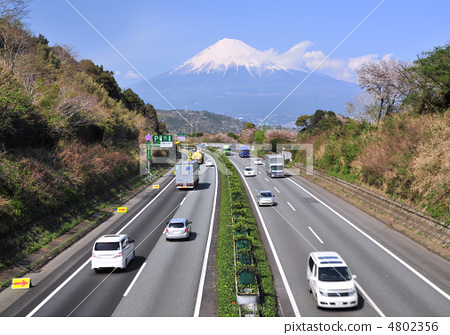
top-left (293, 164), bottom-right (449, 247)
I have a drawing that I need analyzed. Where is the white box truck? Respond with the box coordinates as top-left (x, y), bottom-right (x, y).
top-left (265, 154), bottom-right (284, 178)
top-left (175, 161), bottom-right (199, 189)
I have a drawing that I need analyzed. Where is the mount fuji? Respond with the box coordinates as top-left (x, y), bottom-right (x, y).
top-left (132, 38), bottom-right (360, 125)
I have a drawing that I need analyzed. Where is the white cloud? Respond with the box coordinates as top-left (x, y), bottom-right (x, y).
top-left (124, 70), bottom-right (141, 79)
top-left (266, 41), bottom-right (393, 83)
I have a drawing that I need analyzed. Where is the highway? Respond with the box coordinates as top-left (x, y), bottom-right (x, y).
top-left (0, 158), bottom-right (218, 317)
top-left (228, 153), bottom-right (450, 317)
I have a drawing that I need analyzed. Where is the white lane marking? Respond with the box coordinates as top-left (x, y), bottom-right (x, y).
top-left (123, 262), bottom-right (147, 297)
top-left (264, 177), bottom-right (270, 182)
top-left (258, 171), bottom-right (261, 174)
top-left (193, 157), bottom-right (218, 317)
top-left (355, 282), bottom-right (386, 317)
top-left (27, 258), bottom-right (91, 317)
top-left (232, 161), bottom-right (301, 317)
top-left (287, 202), bottom-right (296, 211)
top-left (274, 187), bottom-right (280, 193)
top-left (286, 177), bottom-right (450, 304)
top-left (117, 179), bottom-right (175, 234)
top-left (27, 178), bottom-right (175, 317)
top-left (308, 227), bottom-right (324, 244)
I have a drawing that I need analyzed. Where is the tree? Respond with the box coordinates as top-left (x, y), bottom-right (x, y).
top-left (0, 18), bottom-right (33, 70)
top-left (121, 88), bottom-right (145, 114)
top-left (295, 115), bottom-right (309, 127)
top-left (405, 43), bottom-right (450, 112)
top-left (0, 0), bottom-right (31, 21)
top-left (346, 91), bottom-right (379, 124)
top-left (253, 129), bottom-right (266, 144)
top-left (144, 103), bottom-right (160, 133)
top-left (239, 128), bottom-right (256, 143)
top-left (357, 58), bottom-right (412, 123)
top-left (78, 60), bottom-right (122, 101)
top-left (227, 131), bottom-right (238, 140)
top-left (242, 122), bottom-right (256, 130)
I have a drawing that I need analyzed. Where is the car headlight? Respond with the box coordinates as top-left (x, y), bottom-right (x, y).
top-left (348, 289), bottom-right (356, 296)
top-left (319, 290), bottom-right (328, 297)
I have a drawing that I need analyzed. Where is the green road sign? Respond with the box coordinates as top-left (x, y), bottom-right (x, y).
top-left (146, 141), bottom-right (151, 159)
top-left (152, 134), bottom-right (173, 147)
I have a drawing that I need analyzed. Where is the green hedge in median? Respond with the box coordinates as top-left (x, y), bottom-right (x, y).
top-left (211, 149), bottom-right (277, 317)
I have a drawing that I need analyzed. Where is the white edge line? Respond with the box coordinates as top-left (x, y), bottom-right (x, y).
top-left (193, 155), bottom-right (218, 317)
top-left (308, 227), bottom-right (324, 244)
top-left (27, 178), bottom-right (175, 317)
top-left (355, 282), bottom-right (386, 317)
top-left (231, 160), bottom-right (301, 317)
top-left (123, 262), bottom-right (147, 297)
top-left (26, 258), bottom-right (91, 317)
top-left (286, 177), bottom-right (450, 302)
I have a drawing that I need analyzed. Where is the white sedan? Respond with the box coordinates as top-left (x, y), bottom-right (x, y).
top-left (244, 167), bottom-right (256, 177)
top-left (254, 158), bottom-right (263, 165)
top-left (205, 159), bottom-right (214, 167)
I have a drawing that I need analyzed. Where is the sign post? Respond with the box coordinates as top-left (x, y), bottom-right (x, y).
top-left (145, 134), bottom-right (152, 177)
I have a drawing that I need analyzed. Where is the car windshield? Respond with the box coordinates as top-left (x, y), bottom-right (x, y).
top-left (260, 192), bottom-right (272, 197)
top-left (169, 222), bottom-right (185, 228)
top-left (318, 266), bottom-right (352, 281)
top-left (95, 242), bottom-right (120, 251)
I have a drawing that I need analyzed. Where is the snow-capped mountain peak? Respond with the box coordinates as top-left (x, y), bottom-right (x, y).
top-left (171, 38), bottom-right (289, 76)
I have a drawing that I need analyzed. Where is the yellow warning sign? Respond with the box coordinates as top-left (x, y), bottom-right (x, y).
top-left (12, 278), bottom-right (31, 289)
top-left (117, 207), bottom-right (127, 213)
top-left (153, 185), bottom-right (160, 189)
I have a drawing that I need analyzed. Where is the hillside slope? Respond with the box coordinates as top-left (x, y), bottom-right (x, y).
top-left (0, 21), bottom-right (158, 269)
top-left (157, 108), bottom-right (246, 134)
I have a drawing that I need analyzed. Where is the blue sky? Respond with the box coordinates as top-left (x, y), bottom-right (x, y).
top-left (27, 1), bottom-right (449, 90)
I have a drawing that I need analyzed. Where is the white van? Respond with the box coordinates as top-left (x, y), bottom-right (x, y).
top-left (307, 251), bottom-right (358, 308)
top-left (91, 234), bottom-right (135, 272)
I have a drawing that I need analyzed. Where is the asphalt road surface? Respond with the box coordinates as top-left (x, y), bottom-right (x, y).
top-left (0, 158), bottom-right (218, 317)
top-left (229, 153), bottom-right (450, 317)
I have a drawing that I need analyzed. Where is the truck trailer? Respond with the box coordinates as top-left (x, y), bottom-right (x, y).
top-left (265, 154), bottom-right (284, 178)
top-left (175, 161), bottom-right (199, 189)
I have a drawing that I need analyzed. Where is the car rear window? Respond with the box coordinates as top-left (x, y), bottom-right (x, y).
top-left (169, 222), bottom-right (185, 228)
top-left (95, 242), bottom-right (120, 251)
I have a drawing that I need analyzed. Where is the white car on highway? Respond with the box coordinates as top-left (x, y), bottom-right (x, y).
top-left (91, 234), bottom-right (135, 272)
top-left (244, 166), bottom-right (256, 176)
top-left (307, 251), bottom-right (358, 309)
top-left (205, 159), bottom-right (214, 167)
top-left (254, 158), bottom-right (263, 165)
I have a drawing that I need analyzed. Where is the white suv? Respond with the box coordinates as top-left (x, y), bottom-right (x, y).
top-left (307, 251), bottom-right (358, 308)
top-left (91, 234), bottom-right (135, 272)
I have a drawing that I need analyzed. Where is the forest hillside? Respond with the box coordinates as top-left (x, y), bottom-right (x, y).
top-left (0, 6), bottom-right (160, 268)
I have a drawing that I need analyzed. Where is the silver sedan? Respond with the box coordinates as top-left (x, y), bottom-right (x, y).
top-left (165, 218), bottom-right (191, 241)
top-left (257, 190), bottom-right (275, 206)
